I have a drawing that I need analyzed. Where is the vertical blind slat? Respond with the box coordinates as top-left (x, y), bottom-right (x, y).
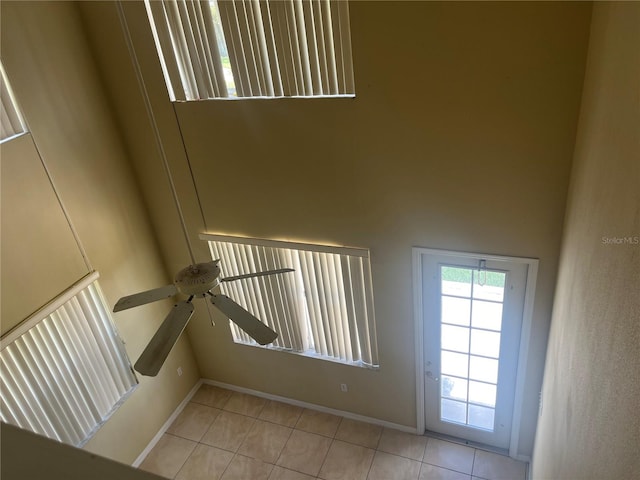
top-left (248, 0), bottom-right (274, 95)
top-left (166, 1), bottom-right (199, 99)
top-left (200, 0), bottom-right (229, 97)
top-left (317, 253), bottom-right (338, 358)
top-left (292, 0), bottom-right (313, 95)
top-left (303, 251), bottom-right (326, 356)
top-left (321, 0), bottom-right (339, 94)
top-left (233, 0), bottom-right (262, 95)
top-left (340, 258), bottom-right (360, 360)
top-left (333, 0), bottom-right (354, 94)
top-left (148, 1), bottom-right (184, 100)
top-left (221, 1), bottom-right (252, 96)
top-left (302, 0), bottom-right (321, 95)
top-left (258, 1), bottom-right (284, 96)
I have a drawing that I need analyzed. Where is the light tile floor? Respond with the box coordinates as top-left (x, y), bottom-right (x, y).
top-left (140, 385), bottom-right (527, 480)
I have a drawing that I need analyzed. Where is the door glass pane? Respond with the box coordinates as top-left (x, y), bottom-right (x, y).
top-left (441, 266), bottom-right (472, 297)
top-left (442, 325), bottom-right (469, 353)
top-left (437, 265), bottom-right (510, 435)
top-left (429, 257), bottom-right (528, 444)
top-left (441, 375), bottom-right (467, 401)
top-left (468, 404), bottom-right (495, 430)
top-left (441, 398), bottom-right (467, 424)
top-left (441, 351), bottom-right (469, 378)
top-left (473, 270), bottom-right (505, 302)
top-left (471, 300), bottom-right (503, 331)
top-left (469, 356), bottom-right (499, 384)
top-left (469, 381), bottom-right (497, 407)
top-left (442, 296), bottom-right (471, 326)
top-left (470, 329), bottom-right (501, 358)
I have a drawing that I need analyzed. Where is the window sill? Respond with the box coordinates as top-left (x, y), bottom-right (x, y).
top-left (233, 341), bottom-right (380, 370)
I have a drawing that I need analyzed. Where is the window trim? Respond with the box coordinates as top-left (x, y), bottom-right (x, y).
top-left (1, 61), bottom-right (28, 143)
top-left (1, 272), bottom-right (100, 349)
top-left (201, 233), bottom-right (369, 258)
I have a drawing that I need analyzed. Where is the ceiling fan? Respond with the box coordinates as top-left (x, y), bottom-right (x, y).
top-left (113, 261), bottom-right (293, 376)
top-left (114, 8), bottom-right (296, 378)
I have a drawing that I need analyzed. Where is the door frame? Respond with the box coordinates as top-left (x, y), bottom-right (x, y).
top-left (413, 247), bottom-right (538, 459)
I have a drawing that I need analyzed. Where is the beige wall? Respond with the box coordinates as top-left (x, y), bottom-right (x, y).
top-left (78, 1), bottom-right (593, 458)
top-left (1, 423), bottom-right (164, 480)
top-left (1, 135), bottom-right (88, 332)
top-left (532, 3), bottom-right (640, 478)
top-left (0, 1), bottom-right (199, 464)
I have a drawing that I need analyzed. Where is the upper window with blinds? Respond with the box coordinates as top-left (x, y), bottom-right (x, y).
top-left (0, 273), bottom-right (137, 447)
top-left (201, 234), bottom-right (378, 368)
top-left (1, 62), bottom-right (27, 142)
top-left (145, 0), bottom-right (355, 100)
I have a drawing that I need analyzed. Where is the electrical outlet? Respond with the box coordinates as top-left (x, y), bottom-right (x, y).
top-left (340, 383), bottom-right (348, 392)
top-left (177, 367), bottom-right (183, 377)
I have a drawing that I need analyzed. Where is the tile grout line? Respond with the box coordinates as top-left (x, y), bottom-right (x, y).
top-left (155, 385), bottom-right (525, 479)
top-left (270, 419), bottom-right (295, 476)
top-left (314, 415), bottom-right (342, 480)
top-left (472, 447), bottom-right (478, 479)
top-left (170, 436), bottom-right (197, 480)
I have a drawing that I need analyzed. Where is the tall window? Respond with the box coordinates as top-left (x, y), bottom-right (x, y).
top-left (1, 61), bottom-right (27, 142)
top-left (201, 234), bottom-right (378, 367)
top-left (145, 0), bottom-right (355, 100)
top-left (0, 273), bottom-right (137, 447)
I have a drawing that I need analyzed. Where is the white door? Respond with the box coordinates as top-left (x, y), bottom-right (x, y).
top-left (421, 252), bottom-right (529, 449)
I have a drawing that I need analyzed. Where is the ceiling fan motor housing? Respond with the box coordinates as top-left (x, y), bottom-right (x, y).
top-left (174, 261), bottom-right (221, 296)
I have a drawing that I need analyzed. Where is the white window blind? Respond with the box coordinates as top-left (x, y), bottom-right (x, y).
top-left (0, 273), bottom-right (138, 447)
top-left (145, 0), bottom-right (355, 100)
top-left (201, 234), bottom-right (378, 367)
top-left (1, 61), bottom-right (27, 142)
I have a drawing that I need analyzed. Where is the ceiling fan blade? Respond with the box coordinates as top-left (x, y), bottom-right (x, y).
top-left (134, 301), bottom-right (194, 376)
top-left (113, 284), bottom-right (178, 312)
top-left (221, 268), bottom-right (294, 283)
top-left (210, 294), bottom-right (278, 345)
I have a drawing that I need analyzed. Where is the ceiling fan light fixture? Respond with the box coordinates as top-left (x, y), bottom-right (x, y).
top-left (174, 261), bottom-right (221, 296)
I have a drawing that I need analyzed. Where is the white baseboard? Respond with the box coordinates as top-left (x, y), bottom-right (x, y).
top-left (133, 377), bottom-right (420, 467)
top-left (133, 377), bottom-right (529, 470)
top-left (132, 379), bottom-right (203, 467)
top-left (203, 379), bottom-right (418, 435)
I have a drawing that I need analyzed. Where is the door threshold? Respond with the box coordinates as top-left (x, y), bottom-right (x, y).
top-left (423, 429), bottom-right (509, 457)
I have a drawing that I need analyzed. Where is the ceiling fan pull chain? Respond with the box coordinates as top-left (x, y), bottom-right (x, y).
top-left (205, 296), bottom-right (217, 327)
